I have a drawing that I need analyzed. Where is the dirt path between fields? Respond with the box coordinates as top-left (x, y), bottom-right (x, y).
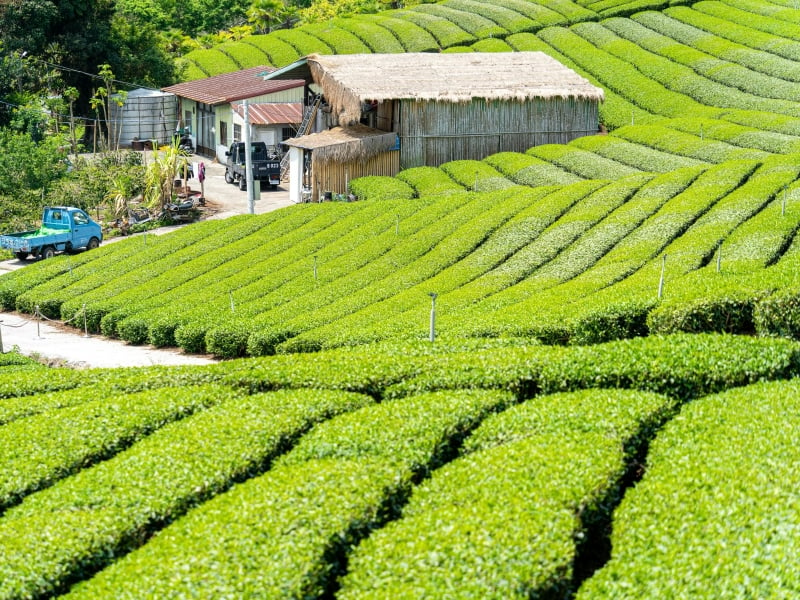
top-left (0, 311), bottom-right (216, 368)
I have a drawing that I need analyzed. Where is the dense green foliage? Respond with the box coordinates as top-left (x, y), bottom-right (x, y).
top-left (0, 334), bottom-right (799, 596)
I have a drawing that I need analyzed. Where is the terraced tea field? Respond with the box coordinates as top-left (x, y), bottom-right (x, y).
top-left (3, 0), bottom-right (800, 596)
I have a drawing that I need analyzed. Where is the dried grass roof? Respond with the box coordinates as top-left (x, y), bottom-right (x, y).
top-left (284, 124), bottom-right (397, 163)
top-left (304, 52), bottom-right (604, 124)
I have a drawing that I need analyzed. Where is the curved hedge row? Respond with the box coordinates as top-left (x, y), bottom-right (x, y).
top-left (579, 378), bottom-right (800, 597)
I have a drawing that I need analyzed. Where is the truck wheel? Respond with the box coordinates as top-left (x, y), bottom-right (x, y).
top-left (14, 251), bottom-right (28, 261)
top-left (41, 246), bottom-right (56, 260)
top-left (238, 178), bottom-right (247, 191)
top-left (225, 169), bottom-right (234, 184)
top-left (87, 237), bottom-right (100, 251)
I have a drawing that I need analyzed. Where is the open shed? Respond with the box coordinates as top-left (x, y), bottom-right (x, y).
top-left (283, 124), bottom-right (398, 203)
top-left (265, 52), bottom-right (604, 175)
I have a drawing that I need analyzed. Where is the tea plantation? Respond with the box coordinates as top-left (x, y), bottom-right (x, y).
top-left (3, 0), bottom-right (800, 596)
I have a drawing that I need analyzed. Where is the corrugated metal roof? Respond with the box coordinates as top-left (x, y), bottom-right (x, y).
top-left (231, 102), bottom-right (303, 125)
top-left (163, 66), bottom-right (304, 105)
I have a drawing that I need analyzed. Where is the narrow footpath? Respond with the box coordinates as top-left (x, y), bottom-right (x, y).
top-left (0, 311), bottom-right (216, 369)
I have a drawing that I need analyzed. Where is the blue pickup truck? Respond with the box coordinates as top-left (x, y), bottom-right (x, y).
top-left (0, 206), bottom-right (103, 260)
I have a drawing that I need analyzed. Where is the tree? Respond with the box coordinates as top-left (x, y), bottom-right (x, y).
top-left (247, 0), bottom-right (291, 34)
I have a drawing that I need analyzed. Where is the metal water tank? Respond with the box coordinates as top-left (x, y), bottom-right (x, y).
top-left (109, 89), bottom-right (178, 148)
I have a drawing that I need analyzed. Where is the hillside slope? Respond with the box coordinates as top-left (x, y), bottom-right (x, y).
top-left (2, 1), bottom-right (800, 596)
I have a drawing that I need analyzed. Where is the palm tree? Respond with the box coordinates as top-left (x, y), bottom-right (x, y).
top-left (247, 0), bottom-right (286, 34)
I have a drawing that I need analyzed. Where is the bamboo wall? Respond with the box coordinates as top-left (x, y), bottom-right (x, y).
top-left (311, 150), bottom-right (400, 202)
top-left (397, 97), bottom-right (599, 168)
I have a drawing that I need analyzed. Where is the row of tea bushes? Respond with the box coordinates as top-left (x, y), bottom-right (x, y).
top-left (275, 178), bottom-right (619, 352)
top-left (0, 389), bottom-right (369, 599)
top-left (603, 17), bottom-right (800, 99)
top-left (102, 203), bottom-right (354, 340)
top-left (65, 390), bottom-right (514, 598)
top-left (688, 2), bottom-right (800, 61)
top-left (176, 195), bottom-right (463, 354)
top-left (206, 190), bottom-right (521, 356)
top-left (572, 21), bottom-right (800, 117)
top-left (340, 388), bottom-right (676, 598)
top-left (631, 10), bottom-right (800, 82)
top-left (611, 123), bottom-right (768, 162)
top-left (0, 385), bottom-right (235, 511)
top-left (144, 200), bottom-right (430, 349)
top-left (445, 158), bottom-right (757, 341)
top-left (579, 379), bottom-right (800, 597)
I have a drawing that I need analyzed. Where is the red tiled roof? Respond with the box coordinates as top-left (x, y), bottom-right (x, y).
top-left (162, 66), bottom-right (304, 105)
top-left (232, 102), bottom-right (303, 125)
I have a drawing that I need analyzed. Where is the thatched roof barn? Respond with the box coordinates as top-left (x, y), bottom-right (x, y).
top-left (268, 52), bottom-right (603, 200)
top-left (293, 52), bottom-right (604, 126)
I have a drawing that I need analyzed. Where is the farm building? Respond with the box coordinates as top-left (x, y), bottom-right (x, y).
top-left (264, 52), bottom-right (604, 202)
top-left (162, 66), bottom-right (305, 158)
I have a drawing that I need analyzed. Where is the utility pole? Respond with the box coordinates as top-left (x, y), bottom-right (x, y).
top-left (244, 99), bottom-right (255, 214)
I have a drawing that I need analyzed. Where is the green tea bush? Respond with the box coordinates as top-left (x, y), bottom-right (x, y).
top-left (331, 17), bottom-right (405, 53)
top-left (285, 186), bottom-right (558, 350)
top-left (302, 22), bottom-right (372, 54)
top-left (384, 333), bottom-right (800, 401)
top-left (272, 189), bottom-right (533, 354)
top-left (470, 38), bottom-right (514, 51)
top-left (631, 11), bottom-right (800, 82)
top-left (603, 17), bottom-right (800, 101)
top-left (349, 176), bottom-right (415, 201)
top-left (396, 166), bottom-right (466, 196)
top-left (189, 197), bottom-right (452, 355)
top-left (484, 151), bottom-right (584, 186)
top-left (570, 134), bottom-right (708, 172)
top-left (666, 5), bottom-right (800, 62)
top-left (439, 159), bottom-right (517, 191)
top-left (358, 14), bottom-right (439, 52)
top-left (0, 234), bottom-right (141, 311)
top-left (449, 160), bottom-right (756, 341)
top-left (270, 28), bottom-right (333, 55)
top-left (243, 36), bottom-right (300, 68)
top-left (443, 0), bottom-right (536, 34)
top-left (662, 117), bottom-right (800, 155)
top-left (214, 41), bottom-right (268, 69)
top-left (0, 385), bottom-right (235, 511)
top-left (612, 123), bottom-right (767, 162)
top-left (410, 4), bottom-right (507, 38)
top-left (181, 49), bottom-right (240, 76)
top-left (527, 143), bottom-right (643, 179)
top-left (579, 379), bottom-right (800, 598)
top-left (489, 0), bottom-right (566, 27)
top-left (119, 203), bottom-right (364, 346)
top-left (65, 390), bottom-right (513, 598)
top-left (537, 25), bottom-right (718, 120)
top-left (0, 389), bottom-right (369, 599)
top-left (572, 21), bottom-right (800, 118)
top-left (394, 9), bottom-right (476, 48)
top-left (341, 389), bottom-right (675, 598)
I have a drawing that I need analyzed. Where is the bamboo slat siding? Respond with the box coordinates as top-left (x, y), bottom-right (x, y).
top-left (397, 98), bottom-right (598, 168)
top-left (311, 150), bottom-right (400, 201)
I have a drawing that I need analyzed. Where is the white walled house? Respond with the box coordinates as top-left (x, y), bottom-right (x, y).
top-left (162, 66), bottom-right (305, 157)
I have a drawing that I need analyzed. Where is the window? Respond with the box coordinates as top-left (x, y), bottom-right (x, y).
top-left (219, 121), bottom-right (228, 146)
top-left (233, 123), bottom-right (241, 142)
top-left (73, 211), bottom-right (88, 225)
top-left (282, 127), bottom-right (296, 141)
top-left (184, 111), bottom-right (192, 133)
